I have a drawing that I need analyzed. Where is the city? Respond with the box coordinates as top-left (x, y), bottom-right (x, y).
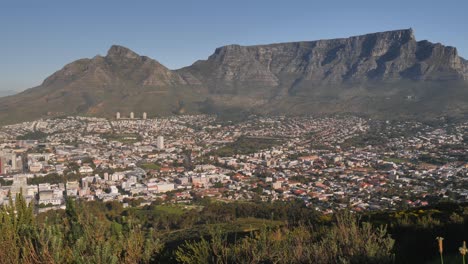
top-left (1, 114), bottom-right (466, 214)
top-left (2, 1), bottom-right (468, 262)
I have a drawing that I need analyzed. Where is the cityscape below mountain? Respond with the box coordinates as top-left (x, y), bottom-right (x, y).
top-left (1, 28), bottom-right (468, 264)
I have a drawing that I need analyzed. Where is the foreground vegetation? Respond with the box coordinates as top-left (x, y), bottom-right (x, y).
top-left (2, 195), bottom-right (468, 263)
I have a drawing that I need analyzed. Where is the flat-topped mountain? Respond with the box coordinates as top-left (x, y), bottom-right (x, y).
top-left (180, 29), bottom-right (466, 88)
top-left (1, 29), bottom-right (467, 124)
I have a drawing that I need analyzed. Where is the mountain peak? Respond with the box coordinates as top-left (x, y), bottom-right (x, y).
top-left (366, 28), bottom-right (415, 42)
top-left (106, 45), bottom-right (140, 59)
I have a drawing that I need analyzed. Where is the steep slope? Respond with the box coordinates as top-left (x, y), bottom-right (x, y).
top-left (42, 45), bottom-right (187, 89)
top-left (0, 29), bottom-right (467, 124)
top-left (179, 29), bottom-right (465, 91)
top-left (0, 90), bottom-right (19, 98)
top-left (178, 29), bottom-right (468, 118)
top-left (0, 46), bottom-right (202, 124)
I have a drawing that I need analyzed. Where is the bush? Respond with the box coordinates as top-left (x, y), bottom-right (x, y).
top-left (175, 212), bottom-right (395, 264)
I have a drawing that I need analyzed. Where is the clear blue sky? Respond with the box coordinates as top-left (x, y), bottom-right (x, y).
top-left (1, 0), bottom-right (467, 91)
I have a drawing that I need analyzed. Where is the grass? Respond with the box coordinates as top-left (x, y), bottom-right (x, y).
top-left (103, 133), bottom-right (141, 143)
top-left (129, 204), bottom-right (198, 222)
top-left (152, 205), bottom-right (188, 216)
top-left (139, 163), bottom-right (161, 170)
top-left (227, 217), bottom-right (284, 232)
top-left (341, 133), bottom-right (385, 148)
top-left (161, 217), bottom-right (284, 245)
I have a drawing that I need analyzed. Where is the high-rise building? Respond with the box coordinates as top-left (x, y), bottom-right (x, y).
top-left (10, 154), bottom-right (17, 170)
top-left (0, 158), bottom-right (4, 174)
top-left (81, 178), bottom-right (89, 189)
top-left (10, 175), bottom-right (28, 196)
top-left (116, 112), bottom-right (121, 119)
top-left (156, 136), bottom-right (164, 149)
top-left (16, 157), bottom-right (23, 172)
top-left (142, 112), bottom-right (147, 120)
top-left (130, 112), bottom-right (134, 119)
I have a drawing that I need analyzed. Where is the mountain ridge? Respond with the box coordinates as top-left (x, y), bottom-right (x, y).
top-left (179, 29), bottom-right (466, 86)
top-left (1, 29), bottom-right (467, 124)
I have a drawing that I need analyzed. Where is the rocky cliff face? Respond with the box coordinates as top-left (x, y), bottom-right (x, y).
top-left (462, 58), bottom-right (468, 79)
top-left (180, 29), bottom-right (466, 92)
top-left (0, 29), bottom-right (467, 124)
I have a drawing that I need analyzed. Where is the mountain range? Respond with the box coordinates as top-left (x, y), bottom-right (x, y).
top-left (0, 90), bottom-right (19, 98)
top-left (1, 28), bottom-right (467, 124)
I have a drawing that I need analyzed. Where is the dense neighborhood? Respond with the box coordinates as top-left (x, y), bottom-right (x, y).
top-left (0, 114), bottom-right (467, 214)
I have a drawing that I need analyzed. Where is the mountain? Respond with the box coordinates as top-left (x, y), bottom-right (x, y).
top-left (180, 29), bottom-right (466, 87)
top-left (0, 45), bottom-right (202, 124)
top-left (1, 29), bottom-right (467, 124)
top-left (0, 90), bottom-right (19, 98)
top-left (177, 28), bottom-right (468, 118)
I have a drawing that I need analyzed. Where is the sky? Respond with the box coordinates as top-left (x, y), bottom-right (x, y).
top-left (1, 0), bottom-right (467, 91)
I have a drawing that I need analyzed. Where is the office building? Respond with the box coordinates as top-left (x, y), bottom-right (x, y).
top-left (156, 136), bottom-right (164, 149)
